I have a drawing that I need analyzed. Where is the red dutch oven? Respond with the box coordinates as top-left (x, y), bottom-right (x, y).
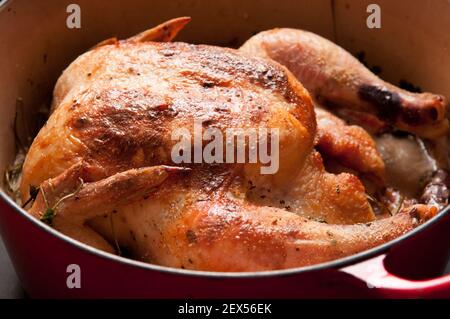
top-left (0, 0), bottom-right (450, 298)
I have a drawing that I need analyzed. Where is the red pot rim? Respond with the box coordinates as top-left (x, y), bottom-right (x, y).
top-left (1, 189), bottom-right (449, 279)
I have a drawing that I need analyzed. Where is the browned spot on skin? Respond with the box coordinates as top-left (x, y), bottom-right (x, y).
top-left (186, 229), bottom-right (197, 244)
top-left (73, 117), bottom-right (89, 129)
top-left (358, 85), bottom-right (402, 123)
top-left (70, 102), bottom-right (81, 110)
top-left (130, 230), bottom-right (137, 241)
top-left (67, 88), bottom-right (173, 170)
top-left (358, 84), bottom-right (446, 127)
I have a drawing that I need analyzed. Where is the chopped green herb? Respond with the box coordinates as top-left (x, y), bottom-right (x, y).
top-left (39, 178), bottom-right (84, 226)
top-left (41, 207), bottom-right (56, 226)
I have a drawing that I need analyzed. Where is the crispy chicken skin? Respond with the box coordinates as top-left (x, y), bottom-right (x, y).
top-left (21, 20), bottom-right (439, 271)
top-left (240, 28), bottom-right (449, 138)
top-left (315, 107), bottom-right (385, 182)
top-left (246, 151), bottom-right (377, 224)
top-left (23, 42), bottom-right (316, 192)
top-left (28, 158), bottom-right (434, 271)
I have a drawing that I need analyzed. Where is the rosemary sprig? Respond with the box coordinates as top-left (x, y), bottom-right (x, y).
top-left (21, 185), bottom-right (40, 208)
top-left (366, 193), bottom-right (393, 216)
top-left (40, 178), bottom-right (84, 226)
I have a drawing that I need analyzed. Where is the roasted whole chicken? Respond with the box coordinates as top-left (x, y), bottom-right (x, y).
top-left (17, 18), bottom-right (449, 271)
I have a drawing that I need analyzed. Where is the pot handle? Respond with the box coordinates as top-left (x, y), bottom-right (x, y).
top-left (341, 254), bottom-right (450, 298)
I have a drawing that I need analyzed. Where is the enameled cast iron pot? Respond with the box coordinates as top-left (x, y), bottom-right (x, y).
top-left (1, 0), bottom-right (450, 298)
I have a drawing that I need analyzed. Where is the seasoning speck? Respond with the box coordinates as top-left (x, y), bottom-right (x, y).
top-left (186, 229), bottom-right (197, 244)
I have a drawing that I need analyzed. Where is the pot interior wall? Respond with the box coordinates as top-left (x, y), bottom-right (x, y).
top-left (0, 0), bottom-right (449, 185)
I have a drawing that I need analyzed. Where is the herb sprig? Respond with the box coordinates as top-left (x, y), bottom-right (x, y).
top-left (366, 193), bottom-right (393, 216)
top-left (22, 185), bottom-right (40, 208)
top-left (40, 178), bottom-right (84, 226)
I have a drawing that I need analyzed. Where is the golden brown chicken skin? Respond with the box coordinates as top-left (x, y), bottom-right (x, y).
top-left (21, 20), bottom-right (438, 272)
top-left (315, 107), bottom-right (385, 182)
top-left (28, 157), bottom-right (435, 271)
